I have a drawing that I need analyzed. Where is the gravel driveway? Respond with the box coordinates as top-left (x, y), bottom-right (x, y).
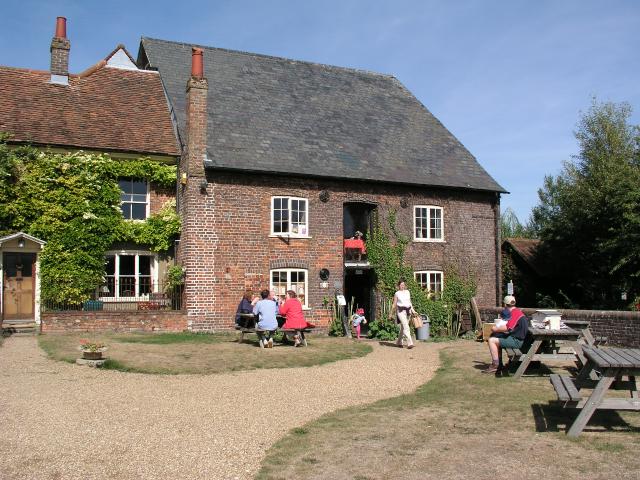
top-left (0, 336), bottom-right (441, 480)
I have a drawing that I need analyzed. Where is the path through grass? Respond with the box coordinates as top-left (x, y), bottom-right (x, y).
top-left (257, 341), bottom-right (640, 480)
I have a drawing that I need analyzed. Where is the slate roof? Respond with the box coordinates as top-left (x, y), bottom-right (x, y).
top-left (139, 37), bottom-right (504, 192)
top-left (0, 60), bottom-right (180, 157)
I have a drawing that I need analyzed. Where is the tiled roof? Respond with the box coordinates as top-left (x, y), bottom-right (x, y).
top-left (503, 238), bottom-right (547, 277)
top-left (0, 63), bottom-right (179, 157)
top-left (139, 38), bottom-right (505, 192)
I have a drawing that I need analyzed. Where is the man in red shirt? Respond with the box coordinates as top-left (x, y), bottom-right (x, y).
top-left (484, 295), bottom-right (528, 374)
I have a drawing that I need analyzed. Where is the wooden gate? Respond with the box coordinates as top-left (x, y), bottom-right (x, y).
top-left (2, 253), bottom-right (36, 320)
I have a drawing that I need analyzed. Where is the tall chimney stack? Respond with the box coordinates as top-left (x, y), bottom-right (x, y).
top-left (179, 46), bottom-right (212, 326)
top-left (50, 16), bottom-right (70, 85)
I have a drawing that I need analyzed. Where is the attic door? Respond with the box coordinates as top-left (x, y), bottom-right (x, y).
top-left (2, 253), bottom-right (36, 320)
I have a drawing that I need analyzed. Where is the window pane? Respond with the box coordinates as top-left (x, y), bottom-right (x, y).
top-left (121, 203), bottom-right (132, 219)
top-left (119, 179), bottom-right (131, 193)
top-left (415, 207), bottom-right (427, 238)
top-left (131, 203), bottom-right (146, 220)
top-left (139, 256), bottom-right (151, 275)
top-left (119, 278), bottom-right (135, 297)
top-left (430, 208), bottom-right (442, 239)
top-left (105, 256), bottom-right (115, 275)
top-left (139, 276), bottom-right (152, 295)
top-left (131, 180), bottom-right (147, 195)
top-left (104, 276), bottom-right (115, 296)
top-left (120, 256), bottom-right (135, 275)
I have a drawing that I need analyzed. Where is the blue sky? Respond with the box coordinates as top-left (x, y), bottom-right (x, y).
top-left (1, 0), bottom-right (638, 222)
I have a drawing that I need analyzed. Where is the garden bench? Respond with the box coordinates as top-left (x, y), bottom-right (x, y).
top-left (552, 346), bottom-right (640, 437)
top-left (280, 328), bottom-right (312, 347)
top-left (549, 374), bottom-right (583, 403)
top-left (236, 327), bottom-right (277, 348)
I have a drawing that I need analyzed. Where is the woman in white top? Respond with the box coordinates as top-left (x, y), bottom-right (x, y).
top-left (392, 279), bottom-right (415, 349)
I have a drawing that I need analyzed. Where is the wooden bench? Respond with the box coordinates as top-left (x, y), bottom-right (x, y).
top-left (236, 327), bottom-right (313, 347)
top-left (236, 327), bottom-right (277, 348)
top-left (504, 347), bottom-right (522, 362)
top-left (550, 374), bottom-right (583, 403)
top-left (280, 328), bottom-right (313, 347)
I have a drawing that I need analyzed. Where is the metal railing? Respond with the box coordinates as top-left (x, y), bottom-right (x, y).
top-left (41, 279), bottom-right (184, 312)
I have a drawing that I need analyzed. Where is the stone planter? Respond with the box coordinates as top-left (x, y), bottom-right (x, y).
top-left (81, 350), bottom-right (104, 360)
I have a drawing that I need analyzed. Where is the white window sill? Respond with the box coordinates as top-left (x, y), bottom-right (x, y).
top-left (413, 238), bottom-right (445, 243)
top-left (269, 234), bottom-right (312, 239)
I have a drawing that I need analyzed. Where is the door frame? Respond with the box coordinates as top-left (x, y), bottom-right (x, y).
top-left (0, 232), bottom-right (46, 324)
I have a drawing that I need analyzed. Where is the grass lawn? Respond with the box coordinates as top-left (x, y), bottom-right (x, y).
top-left (257, 340), bottom-right (640, 480)
top-left (38, 331), bottom-right (372, 374)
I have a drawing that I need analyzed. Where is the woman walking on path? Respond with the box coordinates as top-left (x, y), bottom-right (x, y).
top-left (392, 280), bottom-right (415, 349)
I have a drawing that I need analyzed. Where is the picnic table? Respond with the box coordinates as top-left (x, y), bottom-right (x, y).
top-left (550, 345), bottom-right (640, 437)
top-left (236, 313), bottom-right (313, 347)
top-left (563, 319), bottom-right (608, 347)
top-left (511, 326), bottom-right (585, 379)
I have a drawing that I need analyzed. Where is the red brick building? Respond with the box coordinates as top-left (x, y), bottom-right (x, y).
top-left (138, 39), bottom-right (506, 330)
top-left (0, 18), bottom-right (180, 327)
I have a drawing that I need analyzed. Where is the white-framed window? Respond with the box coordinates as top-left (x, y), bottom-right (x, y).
top-left (414, 270), bottom-right (443, 297)
top-left (271, 197), bottom-right (309, 237)
top-left (414, 205), bottom-right (443, 241)
top-left (119, 178), bottom-right (150, 220)
top-left (270, 268), bottom-right (308, 307)
top-left (102, 252), bottom-right (158, 299)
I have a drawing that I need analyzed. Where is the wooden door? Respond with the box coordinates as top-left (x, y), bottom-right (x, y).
top-left (2, 253), bottom-right (36, 320)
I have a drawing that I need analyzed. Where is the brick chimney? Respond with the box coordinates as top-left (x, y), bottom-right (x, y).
top-left (50, 17), bottom-right (70, 85)
top-left (179, 47), bottom-right (218, 329)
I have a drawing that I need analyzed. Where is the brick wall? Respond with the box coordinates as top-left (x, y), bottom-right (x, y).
top-left (50, 37), bottom-right (70, 77)
top-left (150, 183), bottom-right (175, 214)
top-left (183, 171), bottom-right (499, 331)
top-left (479, 306), bottom-right (640, 347)
top-left (41, 311), bottom-right (187, 333)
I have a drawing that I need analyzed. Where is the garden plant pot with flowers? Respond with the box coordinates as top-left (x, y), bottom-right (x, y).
top-left (79, 339), bottom-right (107, 360)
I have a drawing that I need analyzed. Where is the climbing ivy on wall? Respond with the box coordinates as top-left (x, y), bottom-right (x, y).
top-left (0, 135), bottom-right (180, 304)
top-left (366, 210), bottom-right (476, 337)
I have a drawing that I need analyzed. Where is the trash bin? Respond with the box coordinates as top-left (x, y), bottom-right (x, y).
top-left (83, 300), bottom-right (103, 311)
top-left (416, 314), bottom-right (430, 341)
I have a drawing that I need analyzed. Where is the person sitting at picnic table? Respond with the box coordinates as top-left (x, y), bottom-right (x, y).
top-left (484, 295), bottom-right (528, 374)
top-left (253, 289), bottom-right (279, 348)
top-left (235, 289), bottom-right (258, 327)
top-left (279, 290), bottom-right (310, 347)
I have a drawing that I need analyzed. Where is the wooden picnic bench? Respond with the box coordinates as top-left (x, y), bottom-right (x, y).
top-left (512, 326), bottom-right (585, 379)
top-left (236, 327), bottom-right (278, 348)
top-left (550, 345), bottom-right (640, 437)
top-left (236, 314), bottom-right (313, 347)
top-left (563, 319), bottom-right (608, 347)
top-left (236, 327), bottom-right (313, 347)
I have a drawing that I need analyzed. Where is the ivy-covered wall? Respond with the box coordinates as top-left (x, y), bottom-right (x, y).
top-left (0, 136), bottom-right (180, 304)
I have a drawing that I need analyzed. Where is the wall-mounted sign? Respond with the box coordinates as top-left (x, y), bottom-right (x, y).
top-left (336, 295), bottom-right (347, 306)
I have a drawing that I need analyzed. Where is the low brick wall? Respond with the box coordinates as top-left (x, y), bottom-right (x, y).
top-left (479, 306), bottom-right (640, 348)
top-left (41, 310), bottom-right (188, 333)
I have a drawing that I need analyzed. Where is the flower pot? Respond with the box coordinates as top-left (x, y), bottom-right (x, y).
top-left (82, 351), bottom-right (103, 360)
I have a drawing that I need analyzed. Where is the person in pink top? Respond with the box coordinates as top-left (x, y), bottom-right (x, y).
top-left (279, 290), bottom-right (307, 346)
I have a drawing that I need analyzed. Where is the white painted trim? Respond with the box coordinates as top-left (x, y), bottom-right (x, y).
top-left (269, 268), bottom-right (309, 308)
top-left (413, 205), bottom-right (444, 242)
top-left (270, 196), bottom-right (309, 237)
top-left (414, 270), bottom-right (444, 293)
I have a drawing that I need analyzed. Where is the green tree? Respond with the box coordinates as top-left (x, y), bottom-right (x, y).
top-left (500, 207), bottom-right (535, 239)
top-left (531, 99), bottom-right (640, 309)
